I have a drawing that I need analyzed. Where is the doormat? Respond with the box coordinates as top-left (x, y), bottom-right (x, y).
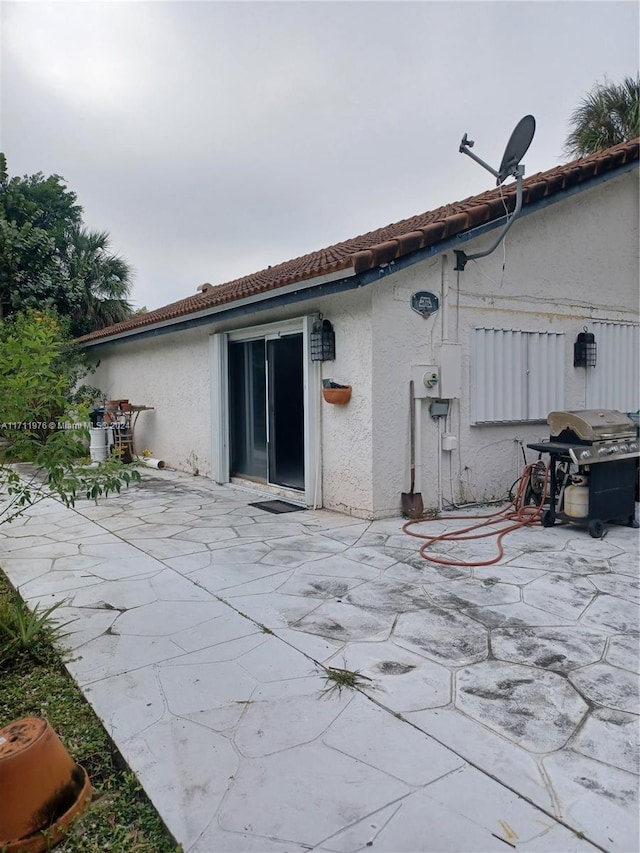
top-left (249, 500), bottom-right (306, 514)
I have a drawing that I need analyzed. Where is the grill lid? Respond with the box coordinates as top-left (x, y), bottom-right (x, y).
top-left (548, 409), bottom-right (636, 441)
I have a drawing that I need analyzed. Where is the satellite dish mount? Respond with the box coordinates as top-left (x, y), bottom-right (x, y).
top-left (454, 115), bottom-right (535, 271)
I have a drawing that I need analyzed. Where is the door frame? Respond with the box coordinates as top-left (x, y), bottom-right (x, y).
top-left (210, 316), bottom-right (322, 507)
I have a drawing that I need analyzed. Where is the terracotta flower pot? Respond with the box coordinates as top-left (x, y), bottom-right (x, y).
top-left (322, 385), bottom-right (352, 405)
top-left (106, 399), bottom-right (128, 411)
top-left (0, 717), bottom-right (92, 852)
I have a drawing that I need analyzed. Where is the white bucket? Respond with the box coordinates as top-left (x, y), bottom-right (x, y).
top-left (89, 428), bottom-right (108, 463)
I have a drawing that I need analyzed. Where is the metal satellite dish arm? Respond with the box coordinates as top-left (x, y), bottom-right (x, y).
top-left (458, 134), bottom-right (499, 179)
top-left (453, 165), bottom-right (524, 272)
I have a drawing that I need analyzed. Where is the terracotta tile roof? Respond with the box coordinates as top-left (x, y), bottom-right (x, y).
top-left (79, 138), bottom-right (639, 344)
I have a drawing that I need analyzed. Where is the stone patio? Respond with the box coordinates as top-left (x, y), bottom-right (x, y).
top-left (1, 469), bottom-right (638, 852)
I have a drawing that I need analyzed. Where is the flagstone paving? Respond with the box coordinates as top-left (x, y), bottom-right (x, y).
top-left (1, 469), bottom-right (638, 852)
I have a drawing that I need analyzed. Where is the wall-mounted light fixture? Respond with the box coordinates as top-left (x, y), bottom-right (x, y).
top-left (310, 315), bottom-right (335, 362)
top-left (574, 329), bottom-right (597, 368)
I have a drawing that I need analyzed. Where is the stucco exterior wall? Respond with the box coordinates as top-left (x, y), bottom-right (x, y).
top-left (90, 326), bottom-right (212, 476)
top-left (313, 290), bottom-right (374, 515)
top-left (90, 290), bottom-right (377, 513)
top-left (370, 257), bottom-right (443, 517)
top-left (367, 170), bottom-right (639, 516)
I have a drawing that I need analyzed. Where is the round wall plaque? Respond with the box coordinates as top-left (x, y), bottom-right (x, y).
top-left (411, 291), bottom-right (439, 317)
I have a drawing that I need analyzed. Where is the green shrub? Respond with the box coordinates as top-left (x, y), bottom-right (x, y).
top-left (0, 308), bottom-right (140, 524)
top-left (0, 589), bottom-right (71, 665)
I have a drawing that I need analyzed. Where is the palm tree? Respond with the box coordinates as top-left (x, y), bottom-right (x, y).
top-left (65, 227), bottom-right (134, 336)
top-left (564, 75), bottom-right (639, 159)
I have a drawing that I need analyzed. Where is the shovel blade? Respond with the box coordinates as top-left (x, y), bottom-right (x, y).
top-left (401, 491), bottom-right (424, 519)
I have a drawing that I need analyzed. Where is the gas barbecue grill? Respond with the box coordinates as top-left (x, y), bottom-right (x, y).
top-left (528, 409), bottom-right (639, 538)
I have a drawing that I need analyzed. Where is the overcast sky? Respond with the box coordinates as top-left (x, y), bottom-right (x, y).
top-left (2, 1), bottom-right (638, 311)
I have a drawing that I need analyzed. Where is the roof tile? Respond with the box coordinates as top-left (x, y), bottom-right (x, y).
top-left (79, 138), bottom-right (639, 344)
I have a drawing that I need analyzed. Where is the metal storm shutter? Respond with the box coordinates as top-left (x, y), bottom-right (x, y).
top-left (527, 331), bottom-right (564, 419)
top-left (586, 322), bottom-right (640, 411)
top-left (472, 328), bottom-right (564, 423)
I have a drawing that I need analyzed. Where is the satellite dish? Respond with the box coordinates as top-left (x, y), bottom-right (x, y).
top-left (454, 114), bottom-right (537, 271)
top-left (497, 115), bottom-right (536, 184)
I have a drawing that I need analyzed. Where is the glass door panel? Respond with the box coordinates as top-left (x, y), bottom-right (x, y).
top-left (228, 339), bottom-right (267, 481)
top-left (267, 335), bottom-right (304, 489)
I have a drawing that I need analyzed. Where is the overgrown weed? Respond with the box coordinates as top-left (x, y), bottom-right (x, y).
top-left (320, 664), bottom-right (372, 697)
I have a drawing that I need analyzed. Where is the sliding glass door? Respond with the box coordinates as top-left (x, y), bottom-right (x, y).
top-left (228, 339), bottom-right (267, 482)
top-left (228, 334), bottom-right (304, 490)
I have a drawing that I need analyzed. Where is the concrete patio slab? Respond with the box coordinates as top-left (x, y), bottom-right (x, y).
top-left (1, 468), bottom-right (638, 852)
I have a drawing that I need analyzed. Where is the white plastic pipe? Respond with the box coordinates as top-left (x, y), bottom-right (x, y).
top-left (437, 417), bottom-right (443, 513)
top-left (441, 254), bottom-right (449, 344)
top-left (140, 457), bottom-right (165, 469)
top-left (413, 396), bottom-right (422, 494)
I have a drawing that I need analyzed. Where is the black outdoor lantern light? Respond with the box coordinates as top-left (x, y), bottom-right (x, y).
top-left (310, 315), bottom-right (335, 362)
top-left (574, 329), bottom-right (597, 368)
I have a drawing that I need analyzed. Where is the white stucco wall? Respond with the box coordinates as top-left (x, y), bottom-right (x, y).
top-left (86, 168), bottom-right (639, 519)
top-left (313, 289), bottom-right (375, 516)
top-left (367, 170), bottom-right (639, 516)
top-left (88, 291), bottom-right (378, 513)
top-left (370, 257), bottom-right (443, 517)
top-left (90, 326), bottom-right (212, 475)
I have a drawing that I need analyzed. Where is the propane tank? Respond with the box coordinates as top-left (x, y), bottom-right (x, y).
top-left (564, 475), bottom-right (589, 518)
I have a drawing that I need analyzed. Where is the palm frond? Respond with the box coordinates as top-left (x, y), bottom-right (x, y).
top-left (563, 74), bottom-right (639, 159)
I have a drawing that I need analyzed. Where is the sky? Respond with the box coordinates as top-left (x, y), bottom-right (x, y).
top-left (2, 0), bottom-right (638, 312)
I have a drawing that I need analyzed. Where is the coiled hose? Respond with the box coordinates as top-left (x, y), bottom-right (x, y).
top-left (402, 461), bottom-right (550, 568)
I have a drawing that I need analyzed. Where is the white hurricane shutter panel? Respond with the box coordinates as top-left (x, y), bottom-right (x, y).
top-left (527, 331), bottom-right (564, 419)
top-left (586, 322), bottom-right (640, 411)
top-left (472, 328), bottom-right (564, 423)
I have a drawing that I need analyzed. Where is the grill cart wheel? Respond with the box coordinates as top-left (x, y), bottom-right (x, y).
top-left (541, 510), bottom-right (555, 528)
top-left (588, 518), bottom-right (604, 539)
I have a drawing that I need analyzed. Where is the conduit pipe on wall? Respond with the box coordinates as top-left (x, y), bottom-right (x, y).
top-left (438, 253), bottom-right (453, 512)
top-left (437, 417), bottom-right (443, 513)
top-left (441, 254), bottom-right (450, 344)
top-left (413, 395), bottom-right (423, 496)
top-left (314, 365), bottom-right (323, 510)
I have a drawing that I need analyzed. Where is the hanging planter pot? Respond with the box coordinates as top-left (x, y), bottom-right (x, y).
top-left (0, 717), bottom-right (92, 852)
top-left (322, 382), bottom-right (352, 405)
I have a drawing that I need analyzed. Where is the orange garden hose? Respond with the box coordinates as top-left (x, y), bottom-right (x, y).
top-left (402, 462), bottom-right (550, 568)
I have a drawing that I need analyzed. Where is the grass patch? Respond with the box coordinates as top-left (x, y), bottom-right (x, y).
top-left (320, 665), bottom-right (372, 697)
top-left (0, 570), bottom-right (183, 852)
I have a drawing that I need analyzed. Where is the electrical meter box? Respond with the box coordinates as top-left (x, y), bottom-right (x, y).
top-left (435, 343), bottom-right (462, 399)
top-left (410, 365), bottom-right (439, 398)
